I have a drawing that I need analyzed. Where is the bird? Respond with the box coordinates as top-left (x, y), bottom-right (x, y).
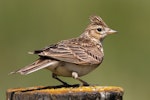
top-left (10, 15), bottom-right (116, 86)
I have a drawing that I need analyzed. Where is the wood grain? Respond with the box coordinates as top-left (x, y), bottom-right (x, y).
top-left (7, 85), bottom-right (124, 100)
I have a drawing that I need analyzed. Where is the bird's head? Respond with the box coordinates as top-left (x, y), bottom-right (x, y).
top-left (82, 16), bottom-right (116, 43)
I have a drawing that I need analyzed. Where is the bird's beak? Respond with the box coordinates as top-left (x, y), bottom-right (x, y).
top-left (107, 29), bottom-right (117, 34)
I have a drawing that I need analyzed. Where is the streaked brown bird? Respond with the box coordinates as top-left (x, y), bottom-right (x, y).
top-left (10, 15), bottom-right (116, 85)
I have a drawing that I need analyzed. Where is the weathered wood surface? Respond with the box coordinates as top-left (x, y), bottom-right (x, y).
top-left (7, 84), bottom-right (124, 100)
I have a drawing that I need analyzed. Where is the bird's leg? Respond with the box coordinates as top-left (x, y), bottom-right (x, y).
top-left (52, 73), bottom-right (70, 86)
top-left (72, 72), bottom-right (89, 86)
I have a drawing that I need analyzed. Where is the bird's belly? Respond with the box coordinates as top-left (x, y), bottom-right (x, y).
top-left (47, 62), bottom-right (99, 77)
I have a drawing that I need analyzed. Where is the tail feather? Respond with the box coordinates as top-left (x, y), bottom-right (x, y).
top-left (10, 58), bottom-right (59, 75)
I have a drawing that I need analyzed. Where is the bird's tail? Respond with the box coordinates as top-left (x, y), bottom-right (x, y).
top-left (10, 58), bottom-right (59, 75)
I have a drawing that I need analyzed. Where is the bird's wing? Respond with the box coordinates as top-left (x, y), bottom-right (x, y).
top-left (32, 38), bottom-right (104, 65)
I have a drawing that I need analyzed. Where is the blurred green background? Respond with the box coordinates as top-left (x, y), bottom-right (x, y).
top-left (0, 0), bottom-right (150, 99)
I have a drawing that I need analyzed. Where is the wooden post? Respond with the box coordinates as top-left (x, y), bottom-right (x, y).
top-left (6, 84), bottom-right (124, 100)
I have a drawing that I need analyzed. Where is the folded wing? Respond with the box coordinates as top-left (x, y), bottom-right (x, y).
top-left (32, 38), bottom-right (104, 65)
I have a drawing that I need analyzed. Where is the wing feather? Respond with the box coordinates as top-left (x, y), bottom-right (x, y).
top-left (33, 38), bottom-right (104, 65)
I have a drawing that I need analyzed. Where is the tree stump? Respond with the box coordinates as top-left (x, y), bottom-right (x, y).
top-left (6, 84), bottom-right (124, 100)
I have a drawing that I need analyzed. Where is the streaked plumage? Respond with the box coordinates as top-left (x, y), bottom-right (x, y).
top-left (10, 15), bottom-right (116, 85)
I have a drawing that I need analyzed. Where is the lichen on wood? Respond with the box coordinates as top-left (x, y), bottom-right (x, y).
top-left (7, 85), bottom-right (124, 100)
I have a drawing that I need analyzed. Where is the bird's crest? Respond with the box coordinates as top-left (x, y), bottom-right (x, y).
top-left (89, 15), bottom-right (108, 27)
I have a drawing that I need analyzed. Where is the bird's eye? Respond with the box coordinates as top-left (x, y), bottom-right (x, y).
top-left (97, 28), bottom-right (102, 32)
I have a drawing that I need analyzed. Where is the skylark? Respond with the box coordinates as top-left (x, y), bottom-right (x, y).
top-left (10, 15), bottom-right (116, 85)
